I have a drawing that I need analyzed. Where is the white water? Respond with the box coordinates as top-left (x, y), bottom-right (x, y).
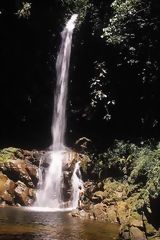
top-left (71, 162), bottom-right (83, 209)
top-left (36, 151), bottom-right (63, 208)
top-left (35, 14), bottom-right (82, 209)
top-left (52, 14), bottom-right (78, 150)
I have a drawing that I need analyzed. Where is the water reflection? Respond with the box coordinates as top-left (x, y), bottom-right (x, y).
top-left (0, 207), bottom-right (119, 240)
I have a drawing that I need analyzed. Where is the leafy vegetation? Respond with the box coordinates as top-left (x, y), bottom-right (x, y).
top-left (102, 0), bottom-right (148, 45)
top-left (101, 0), bottom-right (160, 130)
top-left (89, 140), bottom-right (160, 211)
top-left (16, 2), bottom-right (32, 19)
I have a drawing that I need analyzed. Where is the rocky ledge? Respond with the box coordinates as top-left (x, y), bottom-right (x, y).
top-left (0, 147), bottom-right (41, 206)
top-left (0, 147), bottom-right (88, 206)
top-left (71, 179), bottom-right (160, 240)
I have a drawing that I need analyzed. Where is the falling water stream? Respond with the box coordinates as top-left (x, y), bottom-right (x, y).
top-left (52, 14), bottom-right (78, 150)
top-left (35, 14), bottom-right (82, 209)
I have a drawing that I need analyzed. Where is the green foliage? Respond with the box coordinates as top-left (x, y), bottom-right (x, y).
top-left (89, 61), bottom-right (115, 121)
top-left (101, 0), bottom-right (160, 74)
top-left (87, 152), bottom-right (105, 180)
top-left (16, 2), bottom-right (32, 19)
top-left (102, 0), bottom-right (149, 46)
top-left (129, 145), bottom-right (160, 199)
top-left (89, 140), bottom-right (141, 179)
top-left (90, 140), bottom-right (160, 209)
top-left (99, 0), bottom-right (160, 128)
top-left (105, 140), bottom-right (140, 176)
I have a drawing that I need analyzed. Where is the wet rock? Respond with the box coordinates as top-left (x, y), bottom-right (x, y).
top-left (71, 209), bottom-right (91, 219)
top-left (0, 148), bottom-right (39, 206)
top-left (84, 181), bottom-right (99, 201)
top-left (25, 162), bottom-right (39, 186)
top-left (1, 190), bottom-right (13, 204)
top-left (62, 151), bottom-right (87, 173)
top-left (90, 203), bottom-right (108, 221)
top-left (106, 205), bottom-right (118, 223)
top-left (116, 201), bottom-right (129, 225)
top-left (92, 191), bottom-right (105, 203)
top-left (119, 225), bottom-right (130, 240)
top-left (28, 188), bottom-right (36, 198)
top-left (130, 226), bottom-right (147, 240)
top-left (97, 182), bottom-right (104, 191)
top-left (71, 209), bottom-right (80, 217)
top-left (74, 137), bottom-right (92, 152)
top-left (79, 154), bottom-right (91, 176)
top-left (129, 212), bottom-right (143, 228)
top-left (14, 149), bottom-right (24, 159)
top-left (103, 179), bottom-right (128, 203)
top-left (144, 220), bottom-right (157, 237)
top-left (14, 181), bottom-right (35, 206)
top-left (0, 159), bottom-right (39, 188)
top-left (23, 150), bottom-right (41, 166)
top-left (0, 171), bottom-right (15, 205)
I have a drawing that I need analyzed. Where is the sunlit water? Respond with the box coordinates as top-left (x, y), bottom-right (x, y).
top-left (0, 207), bottom-right (119, 240)
top-left (52, 14), bottom-right (78, 150)
top-left (35, 14), bottom-right (81, 209)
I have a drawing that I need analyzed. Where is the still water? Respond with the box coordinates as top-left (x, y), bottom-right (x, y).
top-left (0, 207), bottom-right (119, 240)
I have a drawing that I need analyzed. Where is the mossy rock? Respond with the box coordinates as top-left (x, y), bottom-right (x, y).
top-left (0, 147), bottom-right (19, 162)
top-left (129, 212), bottom-right (143, 228)
top-left (103, 179), bottom-right (128, 202)
top-left (144, 221), bottom-right (157, 237)
top-left (126, 193), bottom-right (144, 212)
top-left (130, 226), bottom-right (147, 240)
top-left (92, 191), bottom-right (105, 203)
top-left (79, 154), bottom-right (91, 174)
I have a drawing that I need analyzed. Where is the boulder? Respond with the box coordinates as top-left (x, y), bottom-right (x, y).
top-left (103, 179), bottom-right (128, 203)
top-left (116, 201), bottom-right (129, 224)
top-left (144, 221), bottom-right (157, 237)
top-left (90, 203), bottom-right (108, 221)
top-left (119, 225), bottom-right (130, 240)
top-left (92, 191), bottom-right (105, 203)
top-left (22, 149), bottom-right (42, 166)
top-left (130, 226), bottom-right (147, 240)
top-left (14, 181), bottom-right (35, 206)
top-left (0, 159), bottom-right (38, 188)
top-left (71, 209), bottom-right (91, 219)
top-left (106, 205), bottom-right (118, 223)
top-left (129, 212), bottom-right (143, 228)
top-left (83, 181), bottom-right (99, 201)
top-left (25, 162), bottom-right (39, 186)
top-left (0, 171), bottom-right (15, 205)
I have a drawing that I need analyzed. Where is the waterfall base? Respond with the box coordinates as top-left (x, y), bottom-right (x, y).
top-left (35, 150), bottom-right (83, 209)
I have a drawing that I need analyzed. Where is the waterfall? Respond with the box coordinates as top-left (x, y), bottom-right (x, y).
top-left (35, 14), bottom-right (82, 209)
top-left (52, 14), bottom-right (78, 150)
top-left (71, 162), bottom-right (83, 209)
